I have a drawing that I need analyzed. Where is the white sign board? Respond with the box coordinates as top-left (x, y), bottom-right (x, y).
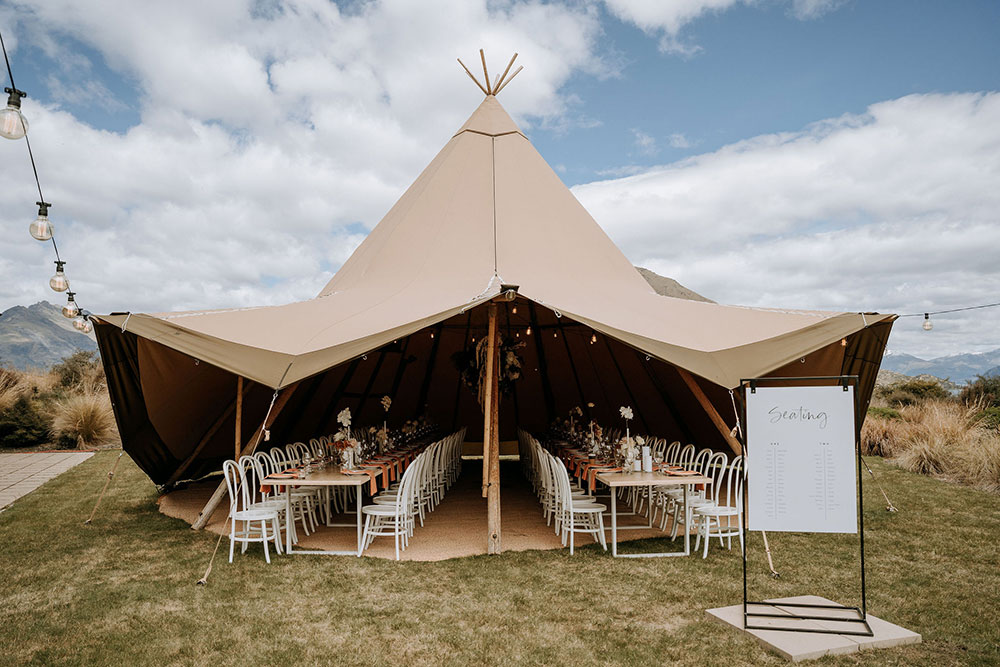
top-left (746, 385), bottom-right (858, 533)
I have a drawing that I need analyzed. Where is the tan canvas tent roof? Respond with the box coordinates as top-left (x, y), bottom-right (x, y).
top-left (94, 92), bottom-right (894, 486)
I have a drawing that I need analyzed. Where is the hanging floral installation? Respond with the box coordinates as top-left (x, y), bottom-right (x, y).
top-left (451, 333), bottom-right (526, 410)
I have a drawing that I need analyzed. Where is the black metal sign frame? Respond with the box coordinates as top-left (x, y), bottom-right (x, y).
top-left (739, 375), bottom-right (873, 637)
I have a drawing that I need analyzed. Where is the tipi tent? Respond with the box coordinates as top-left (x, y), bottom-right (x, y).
top-left (93, 69), bottom-right (894, 496)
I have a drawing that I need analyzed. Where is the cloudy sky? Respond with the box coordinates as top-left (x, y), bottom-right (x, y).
top-left (0, 0), bottom-right (997, 359)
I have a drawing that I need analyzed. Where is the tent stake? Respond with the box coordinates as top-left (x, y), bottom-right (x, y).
top-left (761, 530), bottom-right (780, 578)
top-left (84, 450), bottom-right (124, 525)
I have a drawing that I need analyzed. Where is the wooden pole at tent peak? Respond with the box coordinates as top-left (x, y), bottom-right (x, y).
top-left (486, 303), bottom-right (502, 554)
top-left (235, 376), bottom-right (243, 461)
top-left (482, 303), bottom-right (497, 498)
top-left (192, 383), bottom-right (298, 530)
top-left (676, 368), bottom-right (743, 455)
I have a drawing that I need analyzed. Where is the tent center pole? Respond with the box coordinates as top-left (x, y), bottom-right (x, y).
top-left (235, 376), bottom-right (243, 461)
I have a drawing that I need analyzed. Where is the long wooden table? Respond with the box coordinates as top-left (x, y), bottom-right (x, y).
top-left (266, 469), bottom-right (370, 557)
top-left (595, 471), bottom-right (712, 558)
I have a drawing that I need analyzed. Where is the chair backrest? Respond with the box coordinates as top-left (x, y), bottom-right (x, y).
top-left (223, 459), bottom-right (250, 513)
top-left (239, 455), bottom-right (266, 506)
top-left (677, 444), bottom-right (696, 469)
top-left (553, 458), bottom-right (573, 512)
top-left (703, 451), bottom-right (729, 503)
top-left (692, 448), bottom-right (713, 478)
top-left (284, 443), bottom-right (300, 465)
top-left (309, 438), bottom-right (325, 458)
top-left (396, 450), bottom-right (423, 514)
top-left (721, 456), bottom-right (744, 510)
top-left (269, 447), bottom-right (289, 470)
top-left (293, 442), bottom-right (311, 462)
top-left (253, 451), bottom-right (278, 499)
top-left (665, 441), bottom-right (682, 465)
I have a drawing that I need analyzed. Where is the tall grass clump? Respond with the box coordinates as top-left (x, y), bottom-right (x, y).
top-left (864, 397), bottom-right (1000, 492)
top-left (49, 392), bottom-right (118, 449)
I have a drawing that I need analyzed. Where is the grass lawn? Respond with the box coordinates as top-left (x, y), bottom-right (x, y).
top-left (1, 452), bottom-right (998, 666)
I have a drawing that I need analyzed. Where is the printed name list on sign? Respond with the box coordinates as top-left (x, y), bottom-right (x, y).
top-left (746, 385), bottom-right (858, 534)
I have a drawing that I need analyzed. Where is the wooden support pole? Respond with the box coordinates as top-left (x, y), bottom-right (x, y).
top-left (191, 383), bottom-right (298, 530)
top-left (164, 378), bottom-right (254, 489)
top-left (482, 304), bottom-right (498, 498)
top-left (676, 367), bottom-right (743, 455)
top-left (486, 305), bottom-right (501, 554)
top-left (235, 376), bottom-right (243, 461)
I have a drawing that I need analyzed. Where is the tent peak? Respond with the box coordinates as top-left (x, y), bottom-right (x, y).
top-left (457, 50), bottom-right (523, 97)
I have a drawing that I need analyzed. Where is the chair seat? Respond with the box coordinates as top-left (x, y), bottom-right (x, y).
top-left (571, 503), bottom-right (607, 513)
top-left (232, 508), bottom-right (278, 521)
top-left (362, 504), bottom-right (403, 516)
top-left (694, 504), bottom-right (739, 516)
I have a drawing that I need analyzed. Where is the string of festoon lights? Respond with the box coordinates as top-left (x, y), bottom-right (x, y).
top-left (896, 302), bottom-right (1000, 332)
top-left (1, 29), bottom-right (92, 334)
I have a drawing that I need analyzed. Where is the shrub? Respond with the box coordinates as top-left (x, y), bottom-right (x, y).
top-left (0, 396), bottom-right (50, 448)
top-left (51, 350), bottom-right (105, 392)
top-left (972, 406), bottom-right (1000, 431)
top-left (867, 406), bottom-right (901, 420)
top-left (878, 378), bottom-right (951, 406)
top-left (49, 392), bottom-right (118, 449)
top-left (960, 374), bottom-right (1000, 408)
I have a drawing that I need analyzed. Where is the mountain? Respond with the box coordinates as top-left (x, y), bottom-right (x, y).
top-left (0, 301), bottom-right (97, 370)
top-left (881, 348), bottom-right (1000, 384)
top-left (636, 267), bottom-right (714, 302)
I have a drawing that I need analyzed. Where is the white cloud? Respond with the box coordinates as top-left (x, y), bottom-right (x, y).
top-left (790, 0), bottom-right (847, 20)
top-left (0, 0), bottom-right (613, 316)
top-left (631, 128), bottom-right (658, 155)
top-left (667, 132), bottom-right (692, 148)
top-left (603, 0), bottom-right (847, 54)
top-left (573, 92), bottom-right (1000, 357)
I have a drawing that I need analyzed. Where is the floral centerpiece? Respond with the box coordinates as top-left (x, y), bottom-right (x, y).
top-left (333, 407), bottom-right (360, 470)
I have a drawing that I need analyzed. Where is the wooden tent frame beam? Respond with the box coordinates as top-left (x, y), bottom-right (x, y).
top-left (676, 367), bottom-right (743, 455)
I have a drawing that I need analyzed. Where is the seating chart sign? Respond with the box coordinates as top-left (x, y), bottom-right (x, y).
top-left (746, 385), bottom-right (857, 534)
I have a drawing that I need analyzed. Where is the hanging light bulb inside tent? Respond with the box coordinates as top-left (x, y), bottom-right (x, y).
top-left (590, 333), bottom-right (597, 344)
top-left (29, 201), bottom-right (52, 241)
top-left (49, 260), bottom-right (68, 292)
top-left (0, 87), bottom-right (28, 140)
top-left (526, 326), bottom-right (532, 336)
top-left (62, 291), bottom-right (78, 318)
top-left (923, 313), bottom-right (932, 331)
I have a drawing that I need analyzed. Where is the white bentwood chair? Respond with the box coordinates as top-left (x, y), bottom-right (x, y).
top-left (223, 459), bottom-right (282, 563)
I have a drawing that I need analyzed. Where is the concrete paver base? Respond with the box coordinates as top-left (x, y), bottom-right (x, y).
top-left (0, 452), bottom-right (94, 508)
top-left (706, 595), bottom-right (921, 662)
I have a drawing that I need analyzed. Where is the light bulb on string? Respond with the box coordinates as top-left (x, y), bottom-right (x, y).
top-left (590, 333), bottom-right (597, 344)
top-left (49, 260), bottom-right (68, 292)
top-left (0, 87), bottom-right (27, 140)
top-left (923, 313), bottom-right (932, 331)
top-left (72, 315), bottom-right (92, 333)
top-left (29, 201), bottom-right (52, 241)
top-left (526, 326), bottom-right (531, 336)
top-left (62, 291), bottom-right (79, 318)
top-left (512, 306), bottom-right (517, 314)
top-left (553, 331), bottom-right (558, 339)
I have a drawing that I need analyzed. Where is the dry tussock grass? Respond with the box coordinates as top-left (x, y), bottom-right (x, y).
top-left (49, 391), bottom-right (119, 449)
top-left (863, 399), bottom-right (1000, 492)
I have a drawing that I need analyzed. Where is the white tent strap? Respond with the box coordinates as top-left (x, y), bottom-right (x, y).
top-left (728, 389), bottom-right (742, 439)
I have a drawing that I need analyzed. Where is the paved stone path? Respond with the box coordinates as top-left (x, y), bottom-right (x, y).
top-left (0, 452), bottom-right (94, 509)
